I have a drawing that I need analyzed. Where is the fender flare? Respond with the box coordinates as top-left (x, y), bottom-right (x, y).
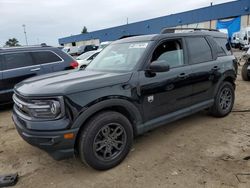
top-left (213, 71), bottom-right (236, 96)
top-left (71, 98), bottom-right (143, 135)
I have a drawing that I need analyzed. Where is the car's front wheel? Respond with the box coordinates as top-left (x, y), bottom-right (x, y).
top-left (209, 81), bottom-right (235, 117)
top-left (78, 111), bottom-right (133, 170)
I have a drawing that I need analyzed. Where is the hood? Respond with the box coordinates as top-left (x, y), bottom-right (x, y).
top-left (15, 70), bottom-right (132, 97)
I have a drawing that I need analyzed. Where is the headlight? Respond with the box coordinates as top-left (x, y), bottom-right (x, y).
top-left (29, 100), bottom-right (62, 119)
top-left (13, 94), bottom-right (64, 120)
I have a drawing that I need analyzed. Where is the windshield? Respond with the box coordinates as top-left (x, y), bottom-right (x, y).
top-left (77, 51), bottom-right (96, 60)
top-left (248, 31), bottom-right (250, 37)
top-left (86, 41), bottom-right (150, 72)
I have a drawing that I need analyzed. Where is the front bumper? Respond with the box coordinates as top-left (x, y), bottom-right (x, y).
top-left (12, 111), bottom-right (79, 160)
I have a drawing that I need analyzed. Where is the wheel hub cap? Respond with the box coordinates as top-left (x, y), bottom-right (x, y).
top-left (93, 123), bottom-right (127, 161)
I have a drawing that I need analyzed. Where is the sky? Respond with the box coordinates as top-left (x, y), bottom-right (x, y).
top-left (0, 0), bottom-right (235, 46)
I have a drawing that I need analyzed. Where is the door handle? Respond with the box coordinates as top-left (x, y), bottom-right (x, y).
top-left (178, 73), bottom-right (188, 79)
top-left (30, 68), bottom-right (41, 72)
top-left (211, 66), bottom-right (220, 71)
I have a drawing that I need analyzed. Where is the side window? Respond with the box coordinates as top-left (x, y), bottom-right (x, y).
top-left (151, 39), bottom-right (184, 68)
top-left (186, 37), bottom-right (213, 64)
top-left (214, 37), bottom-right (232, 56)
top-left (0, 55), bottom-right (3, 71)
top-left (85, 46), bottom-right (93, 51)
top-left (87, 52), bottom-right (99, 61)
top-left (3, 52), bottom-right (34, 70)
top-left (32, 51), bottom-right (61, 64)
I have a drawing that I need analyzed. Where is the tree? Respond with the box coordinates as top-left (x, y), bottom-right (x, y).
top-left (5, 38), bottom-right (20, 47)
top-left (81, 26), bottom-right (88, 34)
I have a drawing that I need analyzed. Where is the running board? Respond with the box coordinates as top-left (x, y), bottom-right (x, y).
top-left (137, 99), bottom-right (214, 135)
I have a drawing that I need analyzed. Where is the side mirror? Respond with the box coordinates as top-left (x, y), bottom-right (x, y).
top-left (148, 60), bottom-right (170, 73)
top-left (233, 37), bottom-right (236, 40)
top-left (244, 35), bottom-right (247, 40)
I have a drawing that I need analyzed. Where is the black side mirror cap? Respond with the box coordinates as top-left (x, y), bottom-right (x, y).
top-left (148, 60), bottom-right (170, 73)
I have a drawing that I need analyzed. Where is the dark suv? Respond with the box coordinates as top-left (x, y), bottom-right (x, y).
top-left (12, 30), bottom-right (237, 170)
top-left (0, 44), bottom-right (78, 105)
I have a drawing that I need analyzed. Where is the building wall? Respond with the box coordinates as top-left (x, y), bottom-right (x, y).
top-left (63, 39), bottom-right (100, 47)
top-left (76, 39), bottom-right (100, 46)
top-left (241, 15), bottom-right (250, 28)
top-left (59, 0), bottom-right (250, 45)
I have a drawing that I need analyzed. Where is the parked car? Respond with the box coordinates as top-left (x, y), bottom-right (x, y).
top-left (63, 45), bottom-right (98, 56)
top-left (13, 29), bottom-right (237, 170)
top-left (231, 31), bottom-right (240, 48)
top-left (76, 49), bottom-right (101, 69)
top-left (239, 27), bottom-right (250, 50)
top-left (241, 47), bottom-right (250, 81)
top-left (99, 41), bottom-right (112, 50)
top-left (0, 44), bottom-right (78, 105)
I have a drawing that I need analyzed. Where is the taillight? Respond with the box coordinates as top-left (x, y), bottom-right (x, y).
top-left (70, 61), bottom-right (79, 69)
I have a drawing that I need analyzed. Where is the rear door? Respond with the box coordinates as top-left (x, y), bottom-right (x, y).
top-left (0, 55), bottom-right (4, 104)
top-left (186, 36), bottom-right (222, 104)
top-left (1, 52), bottom-right (44, 103)
top-left (31, 50), bottom-right (64, 73)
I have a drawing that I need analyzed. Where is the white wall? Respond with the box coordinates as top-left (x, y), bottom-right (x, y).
top-left (63, 39), bottom-right (100, 47)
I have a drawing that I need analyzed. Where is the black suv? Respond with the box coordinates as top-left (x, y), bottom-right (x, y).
top-left (0, 44), bottom-right (78, 105)
top-left (12, 30), bottom-right (237, 170)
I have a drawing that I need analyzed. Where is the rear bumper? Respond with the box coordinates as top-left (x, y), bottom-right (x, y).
top-left (12, 111), bottom-right (79, 160)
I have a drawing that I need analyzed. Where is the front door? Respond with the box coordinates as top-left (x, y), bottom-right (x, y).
top-left (138, 39), bottom-right (193, 122)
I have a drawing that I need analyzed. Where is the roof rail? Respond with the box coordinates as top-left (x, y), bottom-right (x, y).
top-left (161, 27), bottom-right (219, 34)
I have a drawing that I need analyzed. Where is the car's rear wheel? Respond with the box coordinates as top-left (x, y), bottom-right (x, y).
top-left (242, 63), bottom-right (250, 81)
top-left (209, 81), bottom-right (234, 117)
top-left (78, 111), bottom-right (133, 170)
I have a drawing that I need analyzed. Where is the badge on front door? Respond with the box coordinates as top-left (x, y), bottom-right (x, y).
top-left (147, 95), bottom-right (154, 103)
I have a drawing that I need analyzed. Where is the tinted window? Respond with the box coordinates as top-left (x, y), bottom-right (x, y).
top-left (32, 51), bottom-right (61, 64)
top-left (85, 46), bottom-right (94, 52)
top-left (3, 52), bottom-right (34, 70)
top-left (186, 37), bottom-right (212, 64)
top-left (152, 40), bottom-right (184, 68)
top-left (214, 37), bottom-right (232, 56)
top-left (0, 55), bottom-right (3, 71)
top-left (87, 52), bottom-right (99, 60)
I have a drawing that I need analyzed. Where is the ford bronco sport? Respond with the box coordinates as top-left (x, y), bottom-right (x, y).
top-left (12, 29), bottom-right (237, 170)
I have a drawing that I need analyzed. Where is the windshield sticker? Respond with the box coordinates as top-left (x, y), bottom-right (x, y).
top-left (129, 43), bottom-right (148, 49)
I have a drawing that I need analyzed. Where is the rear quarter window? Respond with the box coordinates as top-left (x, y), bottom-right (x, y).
top-left (214, 37), bottom-right (232, 56)
top-left (31, 51), bottom-right (62, 64)
top-left (186, 37), bottom-right (213, 64)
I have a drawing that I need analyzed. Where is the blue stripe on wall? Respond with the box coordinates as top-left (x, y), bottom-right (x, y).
top-left (59, 0), bottom-right (250, 44)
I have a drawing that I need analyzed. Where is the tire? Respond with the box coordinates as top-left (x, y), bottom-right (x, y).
top-left (78, 111), bottom-right (133, 170)
top-left (209, 81), bottom-right (235, 117)
top-left (241, 63), bottom-right (250, 81)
